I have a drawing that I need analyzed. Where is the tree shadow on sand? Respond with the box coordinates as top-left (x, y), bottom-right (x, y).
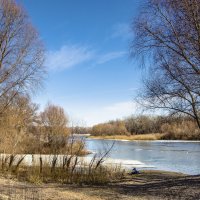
top-left (109, 174), bottom-right (200, 200)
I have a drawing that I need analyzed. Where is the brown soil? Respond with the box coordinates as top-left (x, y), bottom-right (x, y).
top-left (0, 170), bottom-right (199, 200)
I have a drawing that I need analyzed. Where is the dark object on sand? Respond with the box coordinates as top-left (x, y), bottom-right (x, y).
top-left (130, 168), bottom-right (140, 175)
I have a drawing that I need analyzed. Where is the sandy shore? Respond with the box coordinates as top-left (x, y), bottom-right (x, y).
top-left (0, 170), bottom-right (199, 200)
top-left (89, 135), bottom-right (200, 142)
top-left (89, 134), bottom-right (163, 141)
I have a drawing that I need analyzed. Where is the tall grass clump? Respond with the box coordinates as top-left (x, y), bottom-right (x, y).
top-left (0, 154), bottom-right (124, 185)
top-left (0, 140), bottom-right (124, 185)
top-left (160, 121), bottom-right (200, 140)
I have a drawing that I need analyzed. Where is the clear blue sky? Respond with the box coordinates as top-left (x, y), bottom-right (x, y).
top-left (19, 0), bottom-right (143, 126)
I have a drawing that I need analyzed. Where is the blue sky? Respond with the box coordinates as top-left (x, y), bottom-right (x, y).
top-left (19, 0), bottom-right (143, 126)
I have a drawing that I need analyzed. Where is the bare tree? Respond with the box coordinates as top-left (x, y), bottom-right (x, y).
top-left (131, 0), bottom-right (200, 128)
top-left (0, 0), bottom-right (45, 114)
top-left (40, 103), bottom-right (69, 150)
top-left (0, 94), bottom-right (39, 154)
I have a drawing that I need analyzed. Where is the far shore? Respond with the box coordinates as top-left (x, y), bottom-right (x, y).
top-left (89, 134), bottom-right (200, 142)
top-left (89, 134), bottom-right (163, 141)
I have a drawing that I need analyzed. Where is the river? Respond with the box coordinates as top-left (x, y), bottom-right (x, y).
top-left (85, 138), bottom-right (200, 175)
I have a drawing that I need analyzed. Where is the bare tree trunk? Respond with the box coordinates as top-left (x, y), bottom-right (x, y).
top-left (39, 156), bottom-right (43, 174)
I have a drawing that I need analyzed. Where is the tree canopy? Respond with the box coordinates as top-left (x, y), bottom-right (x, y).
top-left (131, 0), bottom-right (200, 128)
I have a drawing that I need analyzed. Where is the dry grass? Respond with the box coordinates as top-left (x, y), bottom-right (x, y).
top-left (90, 134), bottom-right (164, 141)
top-left (0, 154), bottom-right (125, 186)
top-left (0, 170), bottom-right (199, 200)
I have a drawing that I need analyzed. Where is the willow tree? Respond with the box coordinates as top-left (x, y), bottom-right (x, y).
top-left (0, 0), bottom-right (45, 114)
top-left (131, 0), bottom-right (200, 128)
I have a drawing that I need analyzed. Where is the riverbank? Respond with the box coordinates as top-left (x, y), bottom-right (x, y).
top-left (89, 134), bottom-right (164, 141)
top-left (0, 170), bottom-right (199, 200)
top-left (89, 134), bottom-right (200, 141)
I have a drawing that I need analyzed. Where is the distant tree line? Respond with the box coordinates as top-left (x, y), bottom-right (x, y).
top-left (91, 120), bottom-right (128, 136)
top-left (90, 115), bottom-right (200, 140)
